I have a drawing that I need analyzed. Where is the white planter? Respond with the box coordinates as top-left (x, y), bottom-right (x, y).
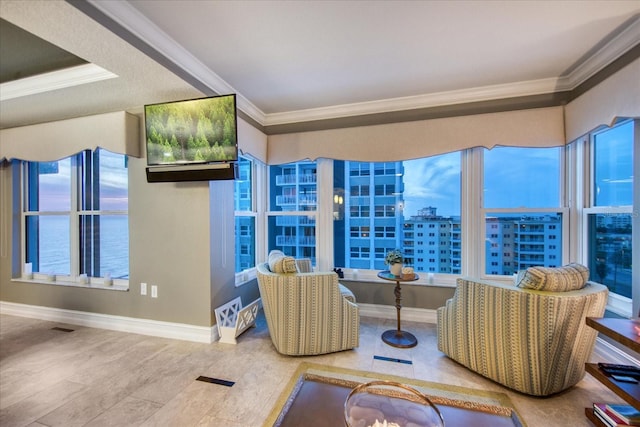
top-left (390, 263), bottom-right (403, 277)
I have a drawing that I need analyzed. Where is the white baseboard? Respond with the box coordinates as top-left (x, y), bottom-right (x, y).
top-left (0, 301), bottom-right (219, 344)
top-left (358, 303), bottom-right (437, 324)
top-left (0, 300), bottom-right (435, 344)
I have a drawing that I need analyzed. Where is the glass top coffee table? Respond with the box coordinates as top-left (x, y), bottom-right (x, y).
top-left (378, 270), bottom-right (419, 348)
top-left (267, 363), bottom-right (526, 427)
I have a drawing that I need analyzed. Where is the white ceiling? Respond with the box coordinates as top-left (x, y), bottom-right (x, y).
top-left (0, 0), bottom-right (639, 131)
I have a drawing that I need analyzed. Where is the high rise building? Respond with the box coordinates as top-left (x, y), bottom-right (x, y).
top-left (342, 161), bottom-right (405, 270)
top-left (403, 207), bottom-right (461, 274)
top-left (269, 161), bottom-right (318, 262)
top-left (267, 160), bottom-right (562, 276)
top-left (234, 157), bottom-right (255, 272)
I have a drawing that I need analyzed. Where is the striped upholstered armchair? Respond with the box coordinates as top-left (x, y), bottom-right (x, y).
top-left (437, 269), bottom-right (608, 396)
top-left (256, 262), bottom-right (360, 356)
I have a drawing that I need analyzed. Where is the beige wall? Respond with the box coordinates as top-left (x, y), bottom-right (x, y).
top-left (127, 155), bottom-right (213, 326)
top-left (0, 131), bottom-right (260, 328)
top-left (0, 151), bottom-right (450, 329)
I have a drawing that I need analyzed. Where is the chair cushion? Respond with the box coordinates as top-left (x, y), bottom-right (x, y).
top-left (515, 263), bottom-right (589, 292)
top-left (267, 250), bottom-right (297, 274)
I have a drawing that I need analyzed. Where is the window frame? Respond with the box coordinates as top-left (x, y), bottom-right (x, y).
top-left (479, 145), bottom-right (568, 278)
top-left (18, 150), bottom-right (129, 290)
top-left (234, 154), bottom-right (263, 286)
top-left (254, 120), bottom-right (636, 316)
top-left (579, 119), bottom-right (635, 317)
top-left (280, 146), bottom-right (569, 286)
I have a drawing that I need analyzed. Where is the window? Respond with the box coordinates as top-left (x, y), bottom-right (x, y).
top-left (350, 226), bottom-right (370, 238)
top-left (585, 120), bottom-right (634, 301)
top-left (484, 147), bottom-right (560, 209)
top-left (373, 205), bottom-right (395, 217)
top-left (350, 163), bottom-right (371, 176)
top-left (262, 122), bottom-right (634, 313)
top-left (375, 184), bottom-right (395, 196)
top-left (268, 161), bottom-right (317, 263)
top-left (483, 146), bottom-right (564, 275)
top-left (350, 247), bottom-right (370, 258)
top-left (23, 149), bottom-right (129, 283)
top-left (333, 153), bottom-right (461, 273)
top-left (374, 226), bottom-right (395, 238)
top-left (351, 185), bottom-right (370, 197)
top-left (234, 155), bottom-right (256, 273)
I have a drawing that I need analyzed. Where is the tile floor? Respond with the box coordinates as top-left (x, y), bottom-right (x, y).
top-left (0, 312), bottom-right (629, 426)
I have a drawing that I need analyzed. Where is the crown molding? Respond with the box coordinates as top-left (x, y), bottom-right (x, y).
top-left (85, 0), bottom-right (266, 125)
top-left (263, 77), bottom-right (564, 126)
top-left (84, 1), bottom-right (640, 128)
top-left (0, 63), bottom-right (117, 101)
top-left (264, 17), bottom-right (640, 126)
top-left (563, 15), bottom-right (640, 90)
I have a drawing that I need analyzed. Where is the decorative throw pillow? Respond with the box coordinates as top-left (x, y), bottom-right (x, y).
top-left (267, 250), bottom-right (284, 272)
top-left (515, 263), bottom-right (589, 292)
top-left (295, 258), bottom-right (313, 273)
top-left (514, 269), bottom-right (527, 286)
top-left (267, 250), bottom-right (297, 274)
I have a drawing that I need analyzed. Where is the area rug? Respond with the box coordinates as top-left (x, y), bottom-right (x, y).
top-left (264, 362), bottom-right (526, 427)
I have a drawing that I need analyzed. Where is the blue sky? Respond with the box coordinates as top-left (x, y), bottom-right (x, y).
top-left (402, 146), bottom-right (560, 218)
top-left (403, 152), bottom-right (460, 217)
top-left (483, 146), bottom-right (560, 209)
top-left (594, 120), bottom-right (634, 206)
top-left (38, 150), bottom-right (128, 211)
top-left (401, 120), bottom-right (633, 217)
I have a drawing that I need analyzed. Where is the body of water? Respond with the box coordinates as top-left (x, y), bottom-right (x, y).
top-left (36, 215), bottom-right (129, 279)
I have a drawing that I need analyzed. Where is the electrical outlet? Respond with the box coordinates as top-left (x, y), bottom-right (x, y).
top-left (151, 285), bottom-right (158, 298)
top-left (141, 282), bottom-right (147, 295)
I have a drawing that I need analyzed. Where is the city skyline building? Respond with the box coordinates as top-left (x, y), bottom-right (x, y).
top-left (234, 157), bottom-right (255, 272)
top-left (403, 207), bottom-right (461, 275)
top-left (269, 161), bottom-right (318, 262)
top-left (341, 161), bottom-right (405, 271)
top-left (258, 159), bottom-right (630, 298)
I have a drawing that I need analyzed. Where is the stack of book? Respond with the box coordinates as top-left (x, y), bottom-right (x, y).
top-left (593, 403), bottom-right (640, 427)
top-left (598, 363), bottom-right (640, 384)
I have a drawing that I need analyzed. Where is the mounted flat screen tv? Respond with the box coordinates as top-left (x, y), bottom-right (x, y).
top-left (144, 94), bottom-right (238, 182)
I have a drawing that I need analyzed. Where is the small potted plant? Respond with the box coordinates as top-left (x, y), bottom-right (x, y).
top-left (385, 249), bottom-right (404, 277)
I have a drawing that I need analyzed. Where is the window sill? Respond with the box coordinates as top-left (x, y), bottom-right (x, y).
top-left (235, 268), bottom-right (257, 288)
top-left (338, 269), bottom-right (457, 288)
top-left (12, 277), bottom-right (129, 292)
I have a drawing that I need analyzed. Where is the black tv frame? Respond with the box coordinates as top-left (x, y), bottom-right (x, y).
top-left (144, 94), bottom-right (238, 182)
top-left (146, 163), bottom-right (237, 183)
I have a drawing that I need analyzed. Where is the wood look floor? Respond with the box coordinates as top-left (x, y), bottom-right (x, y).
top-left (0, 312), bottom-right (630, 427)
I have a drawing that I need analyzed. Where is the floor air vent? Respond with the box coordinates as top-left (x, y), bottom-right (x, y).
top-left (51, 327), bottom-right (74, 332)
top-left (373, 355), bottom-right (413, 365)
top-left (196, 376), bottom-right (235, 387)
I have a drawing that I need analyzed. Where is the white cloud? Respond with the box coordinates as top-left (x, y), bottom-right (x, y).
top-left (403, 153), bottom-right (460, 217)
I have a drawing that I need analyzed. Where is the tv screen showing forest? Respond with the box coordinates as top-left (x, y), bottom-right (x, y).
top-left (145, 94), bottom-right (237, 166)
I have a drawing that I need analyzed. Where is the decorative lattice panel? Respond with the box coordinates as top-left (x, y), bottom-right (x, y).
top-left (214, 297), bottom-right (260, 344)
